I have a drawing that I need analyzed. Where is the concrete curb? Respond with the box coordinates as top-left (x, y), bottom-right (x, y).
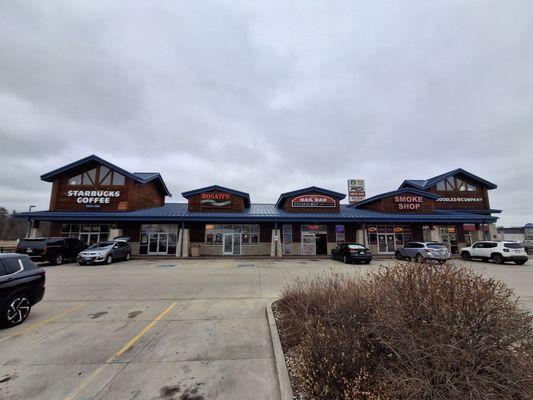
top-left (267, 300), bottom-right (294, 400)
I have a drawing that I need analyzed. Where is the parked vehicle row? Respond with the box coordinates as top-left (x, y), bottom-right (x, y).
top-left (333, 240), bottom-right (529, 266)
top-left (15, 237), bottom-right (132, 266)
top-left (0, 254), bottom-right (45, 328)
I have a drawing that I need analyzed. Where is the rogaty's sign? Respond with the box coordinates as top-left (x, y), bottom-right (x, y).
top-left (394, 194), bottom-right (424, 210)
top-left (201, 192), bottom-right (231, 208)
top-left (292, 195), bottom-right (336, 208)
top-left (68, 190), bottom-right (121, 208)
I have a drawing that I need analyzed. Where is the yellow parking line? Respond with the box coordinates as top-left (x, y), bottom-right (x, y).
top-left (114, 302), bottom-right (177, 357)
top-left (0, 303), bottom-right (87, 341)
top-left (63, 302), bottom-right (177, 400)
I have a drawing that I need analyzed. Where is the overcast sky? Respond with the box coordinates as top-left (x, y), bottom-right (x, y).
top-left (0, 1), bottom-right (532, 226)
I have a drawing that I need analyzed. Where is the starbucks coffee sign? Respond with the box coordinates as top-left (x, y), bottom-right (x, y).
top-left (67, 189), bottom-right (121, 207)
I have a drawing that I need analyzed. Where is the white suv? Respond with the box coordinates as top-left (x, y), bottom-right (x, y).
top-left (460, 241), bottom-right (528, 265)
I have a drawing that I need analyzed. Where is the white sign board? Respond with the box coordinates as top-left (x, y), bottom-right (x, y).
top-left (347, 179), bottom-right (365, 204)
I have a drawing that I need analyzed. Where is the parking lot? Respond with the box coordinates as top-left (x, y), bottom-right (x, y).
top-left (0, 257), bottom-right (531, 400)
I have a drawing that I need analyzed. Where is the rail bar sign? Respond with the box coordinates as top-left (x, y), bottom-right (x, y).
top-left (292, 195), bottom-right (336, 208)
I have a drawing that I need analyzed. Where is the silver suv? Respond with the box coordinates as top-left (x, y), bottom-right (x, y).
top-left (396, 242), bottom-right (451, 263)
top-left (77, 240), bottom-right (132, 265)
top-left (460, 241), bottom-right (528, 265)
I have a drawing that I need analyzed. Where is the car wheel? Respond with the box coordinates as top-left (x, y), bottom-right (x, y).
top-left (492, 254), bottom-right (504, 264)
top-left (125, 252), bottom-right (131, 261)
top-left (395, 251), bottom-right (403, 260)
top-left (105, 255), bottom-right (113, 265)
top-left (363, 260), bottom-right (371, 264)
top-left (1, 293), bottom-right (32, 328)
top-left (78, 262), bottom-right (85, 266)
top-left (514, 260), bottom-right (527, 265)
top-left (461, 251), bottom-right (471, 261)
top-left (415, 254), bottom-right (424, 263)
top-left (343, 255), bottom-right (349, 264)
top-left (52, 254), bottom-right (63, 265)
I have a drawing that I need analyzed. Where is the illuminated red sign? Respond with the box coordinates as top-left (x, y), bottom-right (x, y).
top-left (201, 192), bottom-right (231, 208)
top-left (292, 195), bottom-right (336, 208)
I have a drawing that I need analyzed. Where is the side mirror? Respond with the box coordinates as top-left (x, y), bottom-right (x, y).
top-left (113, 244), bottom-right (119, 249)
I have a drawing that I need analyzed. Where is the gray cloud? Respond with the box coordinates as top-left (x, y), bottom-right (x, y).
top-left (0, 0), bottom-right (532, 225)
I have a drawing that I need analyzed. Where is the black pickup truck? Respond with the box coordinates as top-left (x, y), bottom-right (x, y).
top-left (16, 237), bottom-right (87, 265)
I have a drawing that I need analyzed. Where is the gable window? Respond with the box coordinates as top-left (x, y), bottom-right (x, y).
top-left (68, 166), bottom-right (126, 186)
top-left (99, 166), bottom-right (112, 185)
top-left (82, 168), bottom-right (97, 185)
top-left (112, 172), bottom-right (125, 185)
top-left (69, 174), bottom-right (82, 185)
top-left (436, 176), bottom-right (478, 192)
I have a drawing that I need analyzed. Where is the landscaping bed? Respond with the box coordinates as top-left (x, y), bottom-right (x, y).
top-left (273, 262), bottom-right (533, 400)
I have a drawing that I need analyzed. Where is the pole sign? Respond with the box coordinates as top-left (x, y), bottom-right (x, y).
top-left (292, 195), bottom-right (336, 208)
top-left (348, 179), bottom-right (365, 204)
top-left (200, 192), bottom-right (232, 208)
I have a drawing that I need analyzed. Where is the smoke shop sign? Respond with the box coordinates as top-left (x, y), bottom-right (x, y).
top-left (292, 195), bottom-right (336, 208)
top-left (201, 192), bottom-right (231, 207)
top-left (394, 195), bottom-right (423, 210)
top-left (67, 190), bottom-right (121, 207)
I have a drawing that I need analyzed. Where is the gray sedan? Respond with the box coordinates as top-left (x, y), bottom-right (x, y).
top-left (77, 240), bottom-right (132, 265)
top-left (396, 242), bottom-right (451, 263)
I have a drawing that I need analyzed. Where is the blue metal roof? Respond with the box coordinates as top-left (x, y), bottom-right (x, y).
top-left (400, 168), bottom-right (497, 190)
top-left (15, 203), bottom-right (497, 223)
top-left (181, 185), bottom-right (251, 208)
top-left (276, 186), bottom-right (346, 208)
top-left (40, 155), bottom-right (172, 196)
top-left (351, 188), bottom-right (440, 208)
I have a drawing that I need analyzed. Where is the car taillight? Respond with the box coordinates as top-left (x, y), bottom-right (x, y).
top-left (43, 246), bottom-right (48, 254)
top-left (349, 250), bottom-right (358, 254)
top-left (424, 249), bottom-right (432, 253)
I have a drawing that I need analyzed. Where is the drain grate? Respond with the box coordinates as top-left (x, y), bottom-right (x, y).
top-left (157, 264), bottom-right (176, 268)
top-left (237, 263), bottom-right (256, 268)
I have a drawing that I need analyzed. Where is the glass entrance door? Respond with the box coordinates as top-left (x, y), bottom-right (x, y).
top-left (223, 233), bottom-right (242, 255)
top-left (149, 233), bottom-right (169, 255)
top-left (378, 234), bottom-right (395, 254)
top-left (301, 234), bottom-right (316, 256)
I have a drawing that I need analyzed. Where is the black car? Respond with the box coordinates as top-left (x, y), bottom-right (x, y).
top-left (331, 243), bottom-right (372, 264)
top-left (16, 237), bottom-right (87, 265)
top-left (1, 254), bottom-right (45, 328)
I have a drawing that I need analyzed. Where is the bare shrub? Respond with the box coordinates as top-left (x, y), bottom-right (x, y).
top-left (277, 262), bottom-right (533, 400)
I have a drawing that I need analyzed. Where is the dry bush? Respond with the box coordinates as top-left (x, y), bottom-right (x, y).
top-left (277, 263), bottom-right (533, 400)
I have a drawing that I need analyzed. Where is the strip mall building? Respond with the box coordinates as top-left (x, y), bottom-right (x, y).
top-left (18, 155), bottom-right (501, 257)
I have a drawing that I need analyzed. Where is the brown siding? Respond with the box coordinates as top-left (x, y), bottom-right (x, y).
top-left (189, 223), bottom-right (205, 242)
top-left (359, 192), bottom-right (435, 213)
top-left (430, 185), bottom-right (490, 210)
top-left (49, 163), bottom-right (166, 212)
top-left (187, 192), bottom-right (246, 212)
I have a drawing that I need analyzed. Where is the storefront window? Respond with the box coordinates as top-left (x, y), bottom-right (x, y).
top-left (282, 225), bottom-right (292, 255)
top-left (139, 224), bottom-right (178, 255)
top-left (366, 225), bottom-right (411, 248)
top-left (204, 224), bottom-right (260, 245)
top-left (61, 224), bottom-right (110, 244)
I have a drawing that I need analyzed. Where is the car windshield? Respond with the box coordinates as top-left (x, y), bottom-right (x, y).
top-left (504, 243), bottom-right (523, 249)
top-left (347, 244), bottom-right (365, 250)
top-left (88, 242), bottom-right (114, 249)
top-left (427, 243), bottom-right (446, 249)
